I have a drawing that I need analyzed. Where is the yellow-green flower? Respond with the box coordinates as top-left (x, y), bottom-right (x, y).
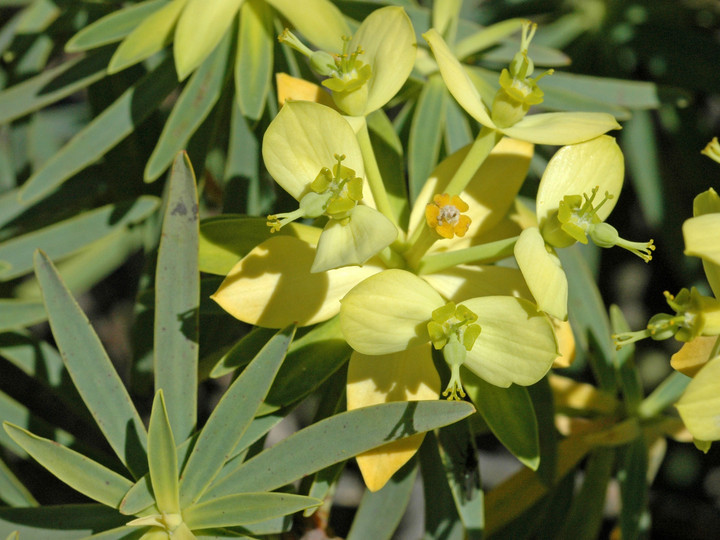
top-left (339, 269), bottom-right (558, 396)
top-left (212, 137), bottom-right (565, 491)
top-left (213, 137), bottom-right (536, 328)
top-left (261, 101), bottom-right (397, 273)
top-left (423, 23), bottom-right (621, 145)
top-left (425, 194), bottom-right (472, 239)
top-left (278, 6), bottom-right (417, 116)
top-left (514, 135), bottom-right (653, 320)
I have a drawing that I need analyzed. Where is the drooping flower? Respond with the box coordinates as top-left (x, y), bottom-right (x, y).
top-left (279, 6), bottom-right (417, 116)
top-left (260, 100), bottom-right (397, 273)
top-left (514, 135), bottom-right (654, 320)
top-left (423, 22), bottom-right (621, 145)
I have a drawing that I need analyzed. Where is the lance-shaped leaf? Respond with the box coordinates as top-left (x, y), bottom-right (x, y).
top-left (183, 493), bottom-right (320, 529)
top-left (0, 47), bottom-right (112, 124)
top-left (147, 391), bottom-right (180, 515)
top-left (66, 0), bottom-right (169, 52)
top-left (235, 0), bottom-right (274, 120)
top-left (174, 0), bottom-right (241, 80)
top-left (19, 57), bottom-right (178, 204)
top-left (108, 0), bottom-right (188, 74)
top-left (145, 27), bottom-right (232, 181)
top-left (3, 424), bottom-right (133, 508)
top-left (154, 152), bottom-right (199, 442)
top-left (0, 505), bottom-right (128, 537)
top-left (0, 197), bottom-right (159, 281)
top-left (33, 251), bottom-right (148, 478)
top-left (200, 400), bottom-right (475, 501)
top-left (179, 325), bottom-right (295, 507)
top-left (461, 370), bottom-right (539, 469)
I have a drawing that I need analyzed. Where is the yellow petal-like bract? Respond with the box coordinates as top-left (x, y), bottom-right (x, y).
top-left (347, 346), bottom-right (439, 491)
top-left (211, 235), bottom-right (382, 328)
top-left (340, 270), bottom-right (443, 355)
top-left (676, 355), bottom-right (720, 441)
top-left (514, 227), bottom-right (569, 321)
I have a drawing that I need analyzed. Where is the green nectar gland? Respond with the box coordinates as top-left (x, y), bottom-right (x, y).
top-left (490, 21), bottom-right (553, 129)
top-left (613, 287), bottom-right (720, 348)
top-left (427, 302), bottom-right (482, 400)
top-left (267, 154), bottom-right (364, 232)
top-left (546, 186), bottom-right (655, 262)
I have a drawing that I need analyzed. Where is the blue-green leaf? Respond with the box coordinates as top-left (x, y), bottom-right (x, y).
top-left (3, 424), bottom-right (133, 507)
top-left (154, 152), bottom-right (199, 442)
top-left (145, 30), bottom-right (232, 181)
top-left (147, 391), bottom-right (180, 514)
top-left (0, 197), bottom-right (159, 281)
top-left (179, 325), bottom-right (295, 507)
top-left (203, 400), bottom-right (474, 501)
top-left (183, 493), bottom-right (320, 529)
top-left (33, 251), bottom-right (148, 478)
top-left (19, 57), bottom-right (178, 204)
top-left (462, 368), bottom-right (540, 470)
top-left (235, 0), bottom-right (273, 120)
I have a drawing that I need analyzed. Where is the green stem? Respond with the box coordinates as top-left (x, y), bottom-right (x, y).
top-left (416, 236), bottom-right (518, 275)
top-left (637, 371), bottom-right (691, 419)
top-left (444, 125), bottom-right (502, 196)
top-left (403, 126), bottom-right (502, 268)
top-left (356, 119), bottom-right (399, 231)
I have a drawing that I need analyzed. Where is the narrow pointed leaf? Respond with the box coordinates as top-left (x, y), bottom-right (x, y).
top-left (148, 391), bottom-right (180, 514)
top-left (179, 325), bottom-right (295, 507)
top-left (346, 460), bottom-right (417, 540)
top-left (202, 401), bottom-right (475, 501)
top-left (618, 437), bottom-right (650, 540)
top-left (557, 448), bottom-right (615, 540)
top-left (183, 493), bottom-right (320, 529)
top-left (462, 369), bottom-right (540, 470)
top-left (0, 456), bottom-right (37, 506)
top-left (174, 0), bottom-right (242, 80)
top-left (145, 29), bottom-right (232, 181)
top-left (0, 505), bottom-right (127, 538)
top-left (418, 433), bottom-right (465, 540)
top-left (33, 251), bottom-right (148, 477)
top-left (558, 245), bottom-right (617, 391)
top-left (437, 420), bottom-right (484, 539)
top-left (0, 47), bottom-right (112, 124)
top-left (154, 152), bottom-right (199, 442)
top-left (235, 0), bottom-right (273, 120)
top-left (19, 57), bottom-right (178, 204)
top-left (408, 74), bottom-right (446, 203)
top-left (0, 300), bottom-right (47, 331)
top-left (3, 424), bottom-right (133, 507)
top-left (66, 0), bottom-right (169, 52)
top-left (0, 197), bottom-right (159, 281)
top-left (108, 0), bottom-right (186, 74)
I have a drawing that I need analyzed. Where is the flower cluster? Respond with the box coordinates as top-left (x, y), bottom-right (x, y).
top-left (211, 7), bottom-right (647, 490)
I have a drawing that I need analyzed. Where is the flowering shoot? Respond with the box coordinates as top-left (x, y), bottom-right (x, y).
top-left (550, 186), bottom-right (655, 262)
top-left (491, 21), bottom-right (553, 128)
top-left (425, 193), bottom-right (472, 239)
top-left (267, 154), bottom-right (364, 232)
top-left (613, 287), bottom-right (720, 348)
